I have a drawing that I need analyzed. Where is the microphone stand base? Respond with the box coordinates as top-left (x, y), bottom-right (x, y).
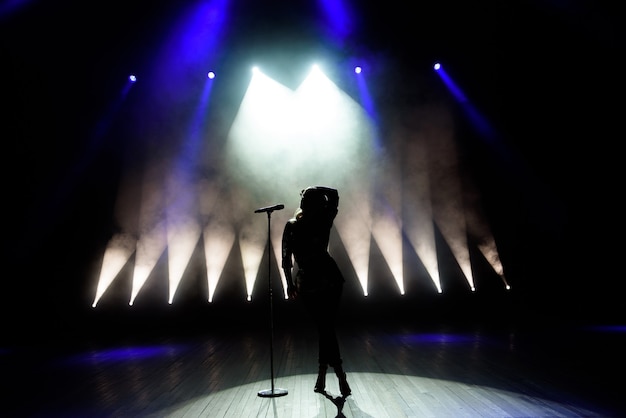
top-left (258, 388), bottom-right (288, 398)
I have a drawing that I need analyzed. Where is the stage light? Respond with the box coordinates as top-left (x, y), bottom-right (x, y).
top-left (92, 233), bottom-right (136, 307)
top-left (225, 64), bottom-right (376, 299)
top-left (166, 209), bottom-right (202, 304)
top-left (434, 62), bottom-right (441, 70)
top-left (129, 74), bottom-right (137, 82)
top-left (207, 71), bottom-right (215, 79)
top-left (429, 64), bottom-right (514, 292)
top-left (94, 56), bottom-right (509, 307)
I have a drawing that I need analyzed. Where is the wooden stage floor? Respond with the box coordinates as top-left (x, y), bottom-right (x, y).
top-left (2, 300), bottom-right (625, 417)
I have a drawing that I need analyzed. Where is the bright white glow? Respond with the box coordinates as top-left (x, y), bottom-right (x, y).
top-left (371, 206), bottom-right (404, 294)
top-left (200, 179), bottom-right (235, 303)
top-left (92, 233), bottom-right (136, 307)
top-left (464, 179), bottom-right (510, 290)
top-left (333, 187), bottom-right (372, 296)
top-left (354, 66), bottom-right (362, 74)
top-left (370, 143), bottom-right (405, 295)
top-left (239, 224), bottom-right (266, 301)
top-left (428, 111), bottom-right (475, 291)
top-left (93, 160), bottom-right (145, 307)
top-left (165, 171), bottom-right (203, 304)
top-left (166, 216), bottom-right (201, 304)
top-left (129, 74), bottom-right (137, 82)
top-left (225, 65), bottom-right (376, 299)
top-left (203, 222), bottom-right (235, 302)
top-left (399, 124), bottom-right (441, 293)
top-left (478, 239), bottom-right (509, 288)
top-left (434, 63), bottom-right (441, 70)
top-left (129, 161), bottom-right (170, 305)
top-left (130, 223), bottom-right (167, 305)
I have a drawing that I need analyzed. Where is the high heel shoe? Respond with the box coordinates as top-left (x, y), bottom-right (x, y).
top-left (314, 365), bottom-right (327, 393)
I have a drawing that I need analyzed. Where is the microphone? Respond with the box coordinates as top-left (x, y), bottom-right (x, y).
top-left (254, 203), bottom-right (285, 213)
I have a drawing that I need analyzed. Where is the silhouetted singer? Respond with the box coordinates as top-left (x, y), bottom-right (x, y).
top-left (281, 186), bottom-right (351, 397)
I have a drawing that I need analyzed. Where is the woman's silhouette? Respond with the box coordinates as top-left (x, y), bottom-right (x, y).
top-left (282, 186), bottom-right (351, 397)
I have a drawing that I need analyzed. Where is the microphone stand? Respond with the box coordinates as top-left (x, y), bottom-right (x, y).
top-left (256, 205), bottom-right (288, 398)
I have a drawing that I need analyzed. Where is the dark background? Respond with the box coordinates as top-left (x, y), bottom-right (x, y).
top-left (2, 0), bottom-right (624, 339)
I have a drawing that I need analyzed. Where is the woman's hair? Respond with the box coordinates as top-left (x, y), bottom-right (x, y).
top-left (300, 187), bottom-right (329, 212)
top-left (298, 186), bottom-right (339, 223)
